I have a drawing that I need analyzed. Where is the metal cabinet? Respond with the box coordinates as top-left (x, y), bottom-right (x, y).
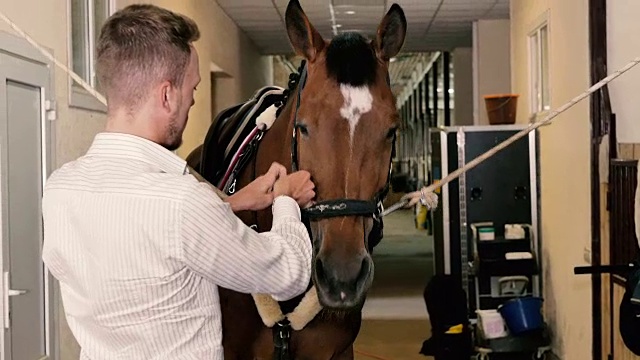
top-left (429, 125), bottom-right (541, 316)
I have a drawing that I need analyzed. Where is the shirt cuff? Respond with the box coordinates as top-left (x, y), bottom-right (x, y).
top-left (272, 196), bottom-right (301, 224)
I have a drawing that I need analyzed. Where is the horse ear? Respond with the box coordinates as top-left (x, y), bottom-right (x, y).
top-left (285, 0), bottom-right (325, 62)
top-left (374, 3), bottom-right (407, 62)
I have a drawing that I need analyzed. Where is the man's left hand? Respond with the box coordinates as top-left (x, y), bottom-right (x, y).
top-left (226, 162), bottom-right (287, 212)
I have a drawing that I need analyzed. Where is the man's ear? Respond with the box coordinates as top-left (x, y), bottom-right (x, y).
top-left (160, 81), bottom-right (177, 113)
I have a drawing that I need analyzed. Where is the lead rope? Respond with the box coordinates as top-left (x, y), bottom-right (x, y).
top-left (386, 55), bottom-right (640, 216)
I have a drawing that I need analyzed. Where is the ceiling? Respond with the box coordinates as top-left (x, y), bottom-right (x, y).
top-left (387, 52), bottom-right (434, 96)
top-left (214, 0), bottom-right (510, 55)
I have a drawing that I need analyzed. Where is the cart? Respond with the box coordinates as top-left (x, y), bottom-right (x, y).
top-left (469, 222), bottom-right (552, 359)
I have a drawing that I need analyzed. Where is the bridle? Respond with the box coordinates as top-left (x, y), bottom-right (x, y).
top-left (289, 60), bottom-right (396, 251)
top-left (268, 60), bottom-right (397, 360)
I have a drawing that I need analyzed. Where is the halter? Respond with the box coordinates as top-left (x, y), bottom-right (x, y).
top-left (290, 60), bottom-right (396, 245)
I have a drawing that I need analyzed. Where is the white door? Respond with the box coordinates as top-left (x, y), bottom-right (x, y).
top-left (0, 32), bottom-right (55, 360)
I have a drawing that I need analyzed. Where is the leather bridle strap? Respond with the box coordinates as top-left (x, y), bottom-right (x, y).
top-left (288, 60), bottom-right (393, 224)
top-left (290, 60), bottom-right (308, 173)
top-left (303, 199), bottom-right (379, 219)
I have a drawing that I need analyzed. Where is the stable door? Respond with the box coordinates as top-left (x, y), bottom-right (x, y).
top-left (0, 32), bottom-right (55, 360)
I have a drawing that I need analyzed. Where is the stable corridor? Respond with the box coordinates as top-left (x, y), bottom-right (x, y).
top-left (355, 209), bottom-right (434, 360)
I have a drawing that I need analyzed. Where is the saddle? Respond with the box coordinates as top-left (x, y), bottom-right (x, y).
top-left (198, 86), bottom-right (287, 190)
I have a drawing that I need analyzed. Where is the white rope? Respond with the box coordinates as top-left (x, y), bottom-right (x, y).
top-left (4, 7), bottom-right (640, 218)
top-left (0, 9), bottom-right (107, 106)
top-left (385, 56), bottom-right (640, 215)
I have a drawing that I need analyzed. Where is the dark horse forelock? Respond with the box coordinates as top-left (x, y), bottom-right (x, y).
top-left (325, 32), bottom-right (378, 87)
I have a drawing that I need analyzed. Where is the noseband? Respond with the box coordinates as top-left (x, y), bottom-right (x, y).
top-left (289, 60), bottom-right (395, 252)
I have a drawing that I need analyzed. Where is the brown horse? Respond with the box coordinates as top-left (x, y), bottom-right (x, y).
top-left (187, 0), bottom-right (407, 358)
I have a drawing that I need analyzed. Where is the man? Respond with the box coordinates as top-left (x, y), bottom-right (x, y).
top-left (41, 4), bottom-right (315, 359)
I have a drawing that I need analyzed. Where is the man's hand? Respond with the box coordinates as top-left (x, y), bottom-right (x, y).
top-left (274, 170), bottom-right (316, 208)
top-left (226, 162), bottom-right (287, 212)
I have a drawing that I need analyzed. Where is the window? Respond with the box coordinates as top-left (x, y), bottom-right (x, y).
top-left (69, 0), bottom-right (113, 111)
top-left (528, 22), bottom-right (550, 118)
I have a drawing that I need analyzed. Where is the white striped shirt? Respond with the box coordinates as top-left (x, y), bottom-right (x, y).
top-left (41, 132), bottom-right (312, 360)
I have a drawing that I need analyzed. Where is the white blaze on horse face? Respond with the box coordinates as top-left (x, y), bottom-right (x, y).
top-left (339, 84), bottom-right (373, 204)
top-left (339, 84), bottom-right (373, 144)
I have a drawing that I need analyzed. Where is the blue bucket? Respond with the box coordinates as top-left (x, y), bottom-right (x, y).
top-left (498, 297), bottom-right (544, 334)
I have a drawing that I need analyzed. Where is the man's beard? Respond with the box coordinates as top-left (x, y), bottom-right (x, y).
top-left (160, 117), bottom-right (183, 151)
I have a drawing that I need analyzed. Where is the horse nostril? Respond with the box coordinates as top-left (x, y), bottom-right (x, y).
top-left (358, 256), bottom-right (371, 282)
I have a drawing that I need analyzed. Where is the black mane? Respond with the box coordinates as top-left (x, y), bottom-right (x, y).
top-left (325, 32), bottom-right (377, 87)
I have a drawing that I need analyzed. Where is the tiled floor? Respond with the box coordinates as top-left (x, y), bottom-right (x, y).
top-left (354, 208), bottom-right (435, 360)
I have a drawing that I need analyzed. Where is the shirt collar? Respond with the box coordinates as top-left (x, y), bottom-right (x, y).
top-left (85, 132), bottom-right (188, 174)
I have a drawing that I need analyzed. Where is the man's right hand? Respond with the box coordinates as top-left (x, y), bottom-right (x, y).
top-left (274, 170), bottom-right (316, 208)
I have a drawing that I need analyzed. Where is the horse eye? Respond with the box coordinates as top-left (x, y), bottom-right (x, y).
top-left (296, 123), bottom-right (309, 136)
top-left (386, 127), bottom-right (397, 140)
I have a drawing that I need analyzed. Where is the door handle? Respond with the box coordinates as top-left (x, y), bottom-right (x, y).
top-left (8, 289), bottom-right (27, 296)
top-left (3, 271), bottom-right (29, 329)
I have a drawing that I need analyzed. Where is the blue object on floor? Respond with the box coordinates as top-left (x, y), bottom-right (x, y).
top-left (498, 297), bottom-right (544, 334)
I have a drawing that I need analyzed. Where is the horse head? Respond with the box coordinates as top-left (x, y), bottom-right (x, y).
top-left (283, 0), bottom-right (407, 310)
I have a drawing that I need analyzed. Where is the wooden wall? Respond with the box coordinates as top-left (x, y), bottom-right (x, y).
top-left (601, 143), bottom-right (640, 359)
top-left (617, 144), bottom-right (640, 161)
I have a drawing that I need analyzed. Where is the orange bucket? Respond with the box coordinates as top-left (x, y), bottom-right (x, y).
top-left (484, 94), bottom-right (519, 125)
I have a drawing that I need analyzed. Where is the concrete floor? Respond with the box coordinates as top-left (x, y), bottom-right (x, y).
top-left (354, 208), bottom-right (435, 360)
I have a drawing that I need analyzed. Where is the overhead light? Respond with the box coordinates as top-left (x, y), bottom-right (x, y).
top-left (335, 24), bottom-right (342, 28)
top-left (345, 10), bottom-right (356, 15)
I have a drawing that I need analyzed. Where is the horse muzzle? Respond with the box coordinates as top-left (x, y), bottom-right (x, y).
top-left (301, 198), bottom-right (384, 309)
top-left (312, 250), bottom-right (374, 309)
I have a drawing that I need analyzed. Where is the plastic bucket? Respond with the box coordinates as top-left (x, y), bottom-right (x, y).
top-left (476, 309), bottom-right (509, 339)
top-left (497, 297), bottom-right (544, 334)
top-left (484, 94), bottom-right (519, 125)
top-left (478, 227), bottom-right (495, 241)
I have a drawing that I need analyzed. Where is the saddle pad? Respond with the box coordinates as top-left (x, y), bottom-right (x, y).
top-left (200, 86), bottom-right (286, 186)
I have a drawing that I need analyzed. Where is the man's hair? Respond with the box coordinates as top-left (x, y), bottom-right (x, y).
top-left (96, 4), bottom-right (200, 108)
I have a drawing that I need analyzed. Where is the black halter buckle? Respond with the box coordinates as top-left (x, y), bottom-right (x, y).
top-left (373, 200), bottom-right (384, 221)
top-left (272, 319), bottom-right (292, 360)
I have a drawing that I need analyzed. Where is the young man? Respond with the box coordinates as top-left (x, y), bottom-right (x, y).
top-left (41, 4), bottom-right (315, 359)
